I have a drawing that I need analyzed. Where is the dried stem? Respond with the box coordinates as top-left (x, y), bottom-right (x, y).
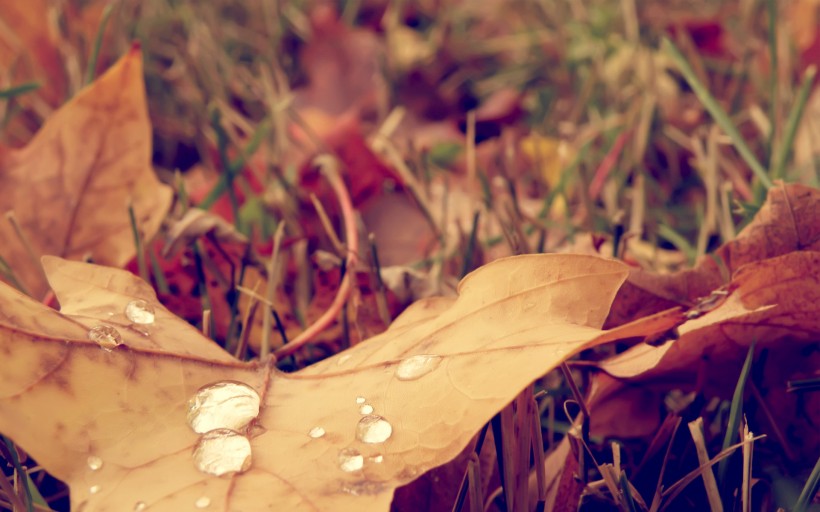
top-left (274, 156), bottom-right (358, 359)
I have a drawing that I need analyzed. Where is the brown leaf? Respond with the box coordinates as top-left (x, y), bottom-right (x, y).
top-left (597, 251), bottom-right (820, 464)
top-left (607, 183), bottom-right (820, 327)
top-left (0, 253), bottom-right (677, 511)
top-left (0, 46), bottom-right (173, 298)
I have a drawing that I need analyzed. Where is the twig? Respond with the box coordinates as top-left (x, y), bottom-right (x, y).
top-left (274, 156), bottom-right (358, 359)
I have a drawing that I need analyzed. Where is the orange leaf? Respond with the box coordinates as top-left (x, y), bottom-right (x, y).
top-left (0, 45), bottom-right (173, 298)
top-left (0, 253), bottom-right (676, 511)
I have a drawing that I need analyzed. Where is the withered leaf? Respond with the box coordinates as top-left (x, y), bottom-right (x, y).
top-left (0, 45), bottom-right (173, 298)
top-left (0, 253), bottom-right (677, 511)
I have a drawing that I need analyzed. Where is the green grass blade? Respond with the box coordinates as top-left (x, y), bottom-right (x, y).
top-left (766, 0), bottom-right (778, 162)
top-left (199, 117), bottom-right (271, 210)
top-left (793, 456), bottom-right (820, 512)
top-left (772, 65), bottom-right (817, 180)
top-left (2, 435), bottom-right (34, 512)
top-left (662, 37), bottom-right (773, 189)
top-left (0, 82), bottom-right (40, 100)
top-left (620, 471), bottom-right (640, 512)
top-left (84, 3), bottom-right (115, 84)
top-left (717, 343), bottom-right (755, 486)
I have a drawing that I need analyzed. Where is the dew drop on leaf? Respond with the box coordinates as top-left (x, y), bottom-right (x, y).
top-left (192, 429), bottom-right (252, 477)
top-left (369, 454), bottom-right (384, 463)
top-left (195, 496), bottom-right (211, 509)
top-left (338, 448), bottom-right (364, 472)
top-left (308, 426), bottom-right (325, 439)
top-left (87, 455), bottom-right (103, 471)
top-left (186, 381), bottom-right (260, 434)
top-left (356, 415), bottom-right (393, 444)
top-left (337, 354), bottom-right (352, 365)
top-left (133, 501), bottom-right (147, 511)
top-left (359, 404), bottom-right (374, 415)
top-left (125, 299), bottom-right (155, 324)
top-left (396, 354), bottom-right (442, 381)
top-left (355, 396), bottom-right (366, 404)
top-left (89, 484), bottom-right (101, 494)
top-left (87, 324), bottom-right (122, 350)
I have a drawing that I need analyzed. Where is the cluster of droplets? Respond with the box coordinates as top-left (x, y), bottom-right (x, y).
top-left (87, 300), bottom-right (158, 350)
top-left (186, 381), bottom-right (261, 479)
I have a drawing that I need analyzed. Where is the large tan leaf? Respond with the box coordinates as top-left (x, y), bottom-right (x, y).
top-left (0, 45), bottom-right (172, 298)
top-left (0, 253), bottom-right (678, 511)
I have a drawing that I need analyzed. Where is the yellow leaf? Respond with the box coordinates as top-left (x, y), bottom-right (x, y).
top-left (0, 46), bottom-right (173, 298)
top-left (0, 253), bottom-right (676, 511)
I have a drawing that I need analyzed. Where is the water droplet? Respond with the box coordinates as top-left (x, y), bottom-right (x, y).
top-left (192, 429), bottom-right (252, 476)
top-left (355, 396), bottom-right (366, 404)
top-left (87, 455), bottom-right (103, 471)
top-left (308, 426), bottom-right (326, 439)
top-left (356, 415), bottom-right (393, 444)
top-left (87, 324), bottom-right (122, 350)
top-left (134, 502), bottom-right (147, 511)
top-left (359, 404), bottom-right (374, 415)
top-left (89, 484), bottom-right (101, 495)
top-left (396, 354), bottom-right (442, 381)
top-left (195, 496), bottom-right (211, 509)
top-left (369, 454), bottom-right (384, 463)
top-left (338, 448), bottom-right (364, 472)
top-left (187, 381), bottom-right (260, 434)
top-left (125, 299), bottom-right (156, 324)
top-left (337, 354), bottom-right (352, 365)
top-left (341, 480), bottom-right (384, 495)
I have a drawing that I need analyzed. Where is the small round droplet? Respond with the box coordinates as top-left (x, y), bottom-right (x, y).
top-left (337, 354), bottom-right (352, 365)
top-left (193, 429), bottom-right (252, 477)
top-left (396, 354), bottom-right (442, 381)
top-left (359, 404), bottom-right (374, 415)
top-left (338, 448), bottom-right (364, 472)
top-left (134, 502), bottom-right (147, 512)
top-left (87, 455), bottom-right (103, 471)
top-left (370, 454), bottom-right (384, 463)
top-left (355, 396), bottom-right (366, 404)
top-left (308, 426), bottom-right (326, 439)
top-left (195, 496), bottom-right (211, 509)
top-left (356, 415), bottom-right (393, 444)
top-left (125, 299), bottom-right (156, 325)
top-left (89, 484), bottom-right (101, 495)
top-left (187, 381), bottom-right (260, 434)
top-left (87, 324), bottom-right (122, 350)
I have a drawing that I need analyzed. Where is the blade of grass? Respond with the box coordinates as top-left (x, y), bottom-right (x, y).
top-left (127, 203), bottom-right (149, 283)
top-left (765, 0), bottom-right (778, 162)
top-left (793, 455), bottom-right (820, 512)
top-left (717, 343), bottom-right (755, 486)
top-left (687, 417), bottom-right (724, 512)
top-left (1, 436), bottom-right (33, 512)
top-left (660, 435), bottom-right (765, 511)
top-left (0, 82), bottom-right (40, 100)
top-left (619, 471), bottom-right (640, 512)
top-left (741, 422), bottom-right (753, 512)
top-left (771, 65), bottom-right (817, 180)
top-left (84, 3), bottom-right (115, 84)
top-left (261, 222), bottom-right (286, 359)
top-left (199, 117), bottom-right (272, 210)
top-left (662, 37), bottom-right (773, 189)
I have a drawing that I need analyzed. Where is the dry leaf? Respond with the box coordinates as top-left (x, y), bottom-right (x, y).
top-left (0, 253), bottom-right (679, 511)
top-left (606, 183), bottom-right (820, 327)
top-left (0, 45), bottom-right (173, 298)
top-left (163, 208), bottom-right (248, 258)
